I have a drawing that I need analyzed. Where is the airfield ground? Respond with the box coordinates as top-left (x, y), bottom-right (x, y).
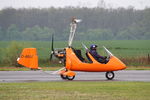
top-left (0, 81), bottom-right (150, 100)
top-left (0, 69), bottom-right (150, 100)
top-left (0, 70), bottom-right (150, 83)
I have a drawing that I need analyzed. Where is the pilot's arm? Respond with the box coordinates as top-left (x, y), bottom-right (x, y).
top-left (90, 50), bottom-right (105, 59)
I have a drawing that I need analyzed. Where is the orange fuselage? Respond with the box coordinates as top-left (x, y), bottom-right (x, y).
top-left (65, 48), bottom-right (126, 72)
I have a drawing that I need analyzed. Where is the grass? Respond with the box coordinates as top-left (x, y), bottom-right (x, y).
top-left (0, 66), bottom-right (63, 71)
top-left (1, 40), bottom-right (150, 58)
top-left (0, 81), bottom-right (150, 100)
top-left (0, 40), bottom-right (150, 66)
top-left (126, 66), bottom-right (150, 70)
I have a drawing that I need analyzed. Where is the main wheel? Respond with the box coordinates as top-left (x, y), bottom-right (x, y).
top-left (105, 71), bottom-right (115, 80)
top-left (60, 74), bottom-right (67, 80)
top-left (66, 75), bottom-right (75, 80)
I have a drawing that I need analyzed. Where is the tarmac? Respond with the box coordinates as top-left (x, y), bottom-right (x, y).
top-left (0, 70), bottom-right (150, 83)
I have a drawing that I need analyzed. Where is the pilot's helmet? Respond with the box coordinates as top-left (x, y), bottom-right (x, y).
top-left (90, 44), bottom-right (97, 50)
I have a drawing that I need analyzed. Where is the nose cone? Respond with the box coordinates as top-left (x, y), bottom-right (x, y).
top-left (120, 63), bottom-right (126, 70)
top-left (115, 57), bottom-right (127, 70)
top-left (113, 62), bottom-right (126, 71)
top-left (110, 56), bottom-right (127, 71)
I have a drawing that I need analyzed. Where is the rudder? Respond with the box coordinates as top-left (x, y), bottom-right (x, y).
top-left (17, 48), bottom-right (40, 69)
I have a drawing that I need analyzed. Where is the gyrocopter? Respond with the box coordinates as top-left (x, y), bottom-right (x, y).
top-left (17, 17), bottom-right (126, 80)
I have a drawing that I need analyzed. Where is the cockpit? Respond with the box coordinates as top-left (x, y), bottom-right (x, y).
top-left (72, 46), bottom-right (111, 64)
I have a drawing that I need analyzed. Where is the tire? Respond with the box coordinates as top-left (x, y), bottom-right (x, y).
top-left (66, 75), bottom-right (75, 80)
top-left (60, 74), bottom-right (67, 80)
top-left (106, 71), bottom-right (115, 80)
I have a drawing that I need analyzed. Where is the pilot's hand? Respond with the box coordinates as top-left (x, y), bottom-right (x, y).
top-left (104, 56), bottom-right (107, 59)
top-left (86, 50), bottom-right (89, 52)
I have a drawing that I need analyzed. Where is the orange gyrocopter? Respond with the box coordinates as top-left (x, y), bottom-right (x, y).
top-left (17, 17), bottom-right (126, 80)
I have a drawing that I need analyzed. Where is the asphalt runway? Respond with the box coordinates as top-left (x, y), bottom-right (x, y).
top-left (0, 70), bottom-right (150, 83)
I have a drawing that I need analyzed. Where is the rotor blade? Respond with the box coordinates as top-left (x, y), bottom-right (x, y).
top-left (74, 19), bottom-right (82, 23)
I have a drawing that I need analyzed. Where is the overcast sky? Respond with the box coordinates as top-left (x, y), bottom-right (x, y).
top-left (0, 0), bottom-right (150, 9)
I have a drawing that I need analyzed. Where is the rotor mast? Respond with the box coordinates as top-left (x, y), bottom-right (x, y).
top-left (68, 17), bottom-right (82, 47)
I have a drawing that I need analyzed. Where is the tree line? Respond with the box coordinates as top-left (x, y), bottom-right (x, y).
top-left (0, 7), bottom-right (150, 41)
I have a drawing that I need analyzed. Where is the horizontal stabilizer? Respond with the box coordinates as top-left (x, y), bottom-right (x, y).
top-left (17, 48), bottom-right (40, 69)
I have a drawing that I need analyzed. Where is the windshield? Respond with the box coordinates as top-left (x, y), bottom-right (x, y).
top-left (103, 46), bottom-right (114, 57)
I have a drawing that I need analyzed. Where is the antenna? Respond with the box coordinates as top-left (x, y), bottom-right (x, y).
top-left (68, 17), bottom-right (82, 47)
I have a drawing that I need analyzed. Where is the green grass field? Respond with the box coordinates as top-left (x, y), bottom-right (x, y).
top-left (0, 40), bottom-right (150, 58)
top-left (0, 82), bottom-right (150, 100)
top-left (31, 40), bottom-right (150, 58)
top-left (0, 40), bottom-right (150, 66)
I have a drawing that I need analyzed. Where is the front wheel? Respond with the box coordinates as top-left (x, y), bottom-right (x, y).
top-left (66, 75), bottom-right (75, 80)
top-left (105, 71), bottom-right (115, 80)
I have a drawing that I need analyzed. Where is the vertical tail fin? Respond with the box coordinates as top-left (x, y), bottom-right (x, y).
top-left (17, 48), bottom-right (40, 69)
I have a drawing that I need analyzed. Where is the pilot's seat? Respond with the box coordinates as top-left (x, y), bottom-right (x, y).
top-left (85, 52), bottom-right (93, 63)
top-left (73, 49), bottom-right (85, 62)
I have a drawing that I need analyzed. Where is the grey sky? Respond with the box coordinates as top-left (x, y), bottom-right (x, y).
top-left (0, 0), bottom-right (150, 9)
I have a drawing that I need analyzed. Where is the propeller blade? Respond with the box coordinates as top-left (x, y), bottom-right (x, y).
top-left (50, 34), bottom-right (54, 61)
top-left (50, 53), bottom-right (53, 61)
top-left (51, 34), bottom-right (54, 51)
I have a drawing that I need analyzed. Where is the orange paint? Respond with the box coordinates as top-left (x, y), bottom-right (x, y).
top-left (65, 48), bottom-right (126, 72)
top-left (63, 71), bottom-right (76, 77)
top-left (17, 48), bottom-right (39, 69)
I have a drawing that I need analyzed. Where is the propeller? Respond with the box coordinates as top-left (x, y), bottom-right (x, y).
top-left (50, 34), bottom-right (54, 61)
top-left (49, 34), bottom-right (66, 63)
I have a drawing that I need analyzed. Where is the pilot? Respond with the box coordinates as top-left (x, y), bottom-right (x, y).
top-left (89, 44), bottom-right (108, 64)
